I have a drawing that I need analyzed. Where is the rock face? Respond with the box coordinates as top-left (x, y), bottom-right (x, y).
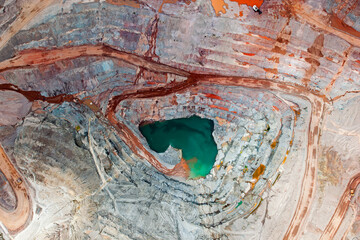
top-left (14, 109), bottom-right (101, 195)
top-left (157, 145), bottom-right (182, 166)
top-left (0, 0), bottom-right (359, 240)
top-left (0, 170), bottom-right (16, 211)
top-left (0, 90), bottom-right (31, 126)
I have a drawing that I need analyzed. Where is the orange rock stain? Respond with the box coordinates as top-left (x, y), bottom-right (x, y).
top-left (210, 0), bottom-right (263, 16)
top-left (229, 0), bottom-right (263, 8)
top-left (209, 104), bottom-right (229, 111)
top-left (270, 141), bottom-right (277, 149)
top-left (205, 93), bottom-right (222, 100)
top-left (264, 68), bottom-right (278, 74)
top-left (106, 0), bottom-right (140, 8)
top-left (267, 56), bottom-right (280, 63)
top-left (243, 52), bottom-right (255, 56)
top-left (258, 35), bottom-right (272, 41)
top-left (211, 0), bottom-right (228, 16)
top-left (253, 164), bottom-right (266, 179)
top-left (215, 116), bottom-right (228, 126)
top-left (159, 0), bottom-right (177, 12)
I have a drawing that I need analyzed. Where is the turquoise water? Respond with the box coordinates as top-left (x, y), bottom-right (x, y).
top-left (139, 115), bottom-right (218, 178)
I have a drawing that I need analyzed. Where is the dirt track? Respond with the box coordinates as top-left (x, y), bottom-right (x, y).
top-left (104, 72), bottom-right (327, 240)
top-left (0, 44), bottom-right (328, 239)
top-left (0, 45), bottom-right (189, 77)
top-left (320, 173), bottom-right (360, 240)
top-left (0, 0), bottom-right (359, 237)
top-left (0, 144), bottom-right (32, 234)
top-left (0, 0), bottom-right (56, 52)
top-left (289, 0), bottom-right (360, 48)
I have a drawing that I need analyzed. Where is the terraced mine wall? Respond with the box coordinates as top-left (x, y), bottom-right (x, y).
top-left (0, 0), bottom-right (359, 239)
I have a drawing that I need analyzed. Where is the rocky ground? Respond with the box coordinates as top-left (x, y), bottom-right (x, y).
top-left (0, 0), bottom-right (359, 239)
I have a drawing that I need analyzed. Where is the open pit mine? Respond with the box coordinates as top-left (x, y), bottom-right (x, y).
top-left (0, 0), bottom-right (360, 239)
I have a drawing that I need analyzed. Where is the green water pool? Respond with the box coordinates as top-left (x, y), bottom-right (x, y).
top-left (139, 115), bottom-right (218, 178)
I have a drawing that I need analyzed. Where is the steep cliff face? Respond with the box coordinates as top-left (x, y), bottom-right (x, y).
top-left (0, 0), bottom-right (359, 239)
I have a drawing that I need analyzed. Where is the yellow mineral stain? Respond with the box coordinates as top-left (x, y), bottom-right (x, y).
top-left (270, 129), bottom-right (282, 149)
top-left (253, 164), bottom-right (266, 179)
top-left (251, 164), bottom-right (266, 188)
top-left (217, 160), bottom-right (223, 170)
top-left (270, 140), bottom-right (277, 149)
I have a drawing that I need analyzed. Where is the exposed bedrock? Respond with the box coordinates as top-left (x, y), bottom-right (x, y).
top-left (14, 108), bottom-right (101, 196)
top-left (0, 90), bottom-right (31, 126)
top-left (0, 56), bottom-right (137, 97)
top-left (10, 88), bottom-right (298, 239)
top-left (0, 0), bottom-right (359, 98)
top-left (11, 102), bottom-right (221, 239)
top-left (0, 170), bottom-right (17, 211)
top-left (115, 84), bottom-right (296, 225)
top-left (0, 0), bottom-right (359, 239)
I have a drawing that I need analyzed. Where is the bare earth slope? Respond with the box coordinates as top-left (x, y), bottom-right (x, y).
top-left (0, 0), bottom-right (359, 239)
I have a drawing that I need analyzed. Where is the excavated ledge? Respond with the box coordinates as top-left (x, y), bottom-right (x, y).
top-left (0, 0), bottom-right (359, 239)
